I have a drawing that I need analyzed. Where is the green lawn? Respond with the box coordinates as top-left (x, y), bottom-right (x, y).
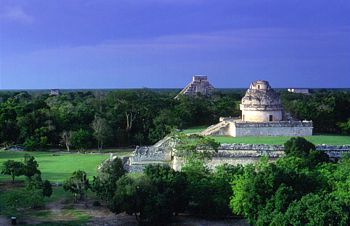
top-left (211, 135), bottom-right (350, 145)
top-left (182, 126), bottom-right (209, 134)
top-left (0, 150), bottom-right (132, 183)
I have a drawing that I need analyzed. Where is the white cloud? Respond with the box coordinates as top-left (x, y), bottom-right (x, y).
top-left (0, 6), bottom-right (34, 24)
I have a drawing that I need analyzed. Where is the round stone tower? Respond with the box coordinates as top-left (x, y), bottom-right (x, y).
top-left (240, 80), bottom-right (283, 122)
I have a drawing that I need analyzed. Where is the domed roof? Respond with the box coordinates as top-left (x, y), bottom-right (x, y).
top-left (241, 80), bottom-right (283, 109)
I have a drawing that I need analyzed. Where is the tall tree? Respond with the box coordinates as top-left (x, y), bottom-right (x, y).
top-left (92, 157), bottom-right (126, 202)
top-left (91, 116), bottom-right (112, 151)
top-left (1, 160), bottom-right (24, 183)
top-left (23, 154), bottom-right (41, 179)
top-left (61, 130), bottom-right (72, 152)
top-left (63, 170), bottom-right (90, 202)
top-left (71, 129), bottom-right (93, 151)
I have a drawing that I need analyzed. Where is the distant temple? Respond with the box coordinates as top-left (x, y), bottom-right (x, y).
top-left (50, 89), bottom-right (60, 96)
top-left (175, 75), bottom-right (214, 99)
top-left (288, 88), bottom-right (310, 94)
top-left (201, 80), bottom-right (313, 137)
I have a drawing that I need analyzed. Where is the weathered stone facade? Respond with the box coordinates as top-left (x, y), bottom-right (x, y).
top-left (175, 75), bottom-right (214, 99)
top-left (203, 120), bottom-right (313, 137)
top-left (125, 136), bottom-right (175, 172)
top-left (240, 80), bottom-right (283, 122)
top-left (123, 138), bottom-right (350, 172)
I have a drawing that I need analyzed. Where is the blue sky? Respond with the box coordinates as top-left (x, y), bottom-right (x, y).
top-left (0, 0), bottom-right (349, 89)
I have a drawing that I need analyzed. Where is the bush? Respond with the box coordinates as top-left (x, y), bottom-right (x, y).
top-left (63, 170), bottom-right (90, 202)
top-left (110, 174), bottom-right (159, 224)
top-left (284, 137), bottom-right (315, 158)
top-left (92, 200), bottom-right (101, 207)
top-left (182, 160), bottom-right (243, 217)
top-left (0, 189), bottom-right (45, 215)
top-left (71, 129), bottom-right (93, 151)
top-left (1, 160), bottom-right (25, 183)
top-left (144, 164), bottom-right (188, 215)
top-left (92, 157), bottom-right (126, 202)
top-left (42, 180), bottom-right (53, 197)
top-left (283, 193), bottom-right (348, 225)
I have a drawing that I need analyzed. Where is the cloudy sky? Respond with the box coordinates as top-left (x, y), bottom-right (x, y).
top-left (0, 0), bottom-right (349, 89)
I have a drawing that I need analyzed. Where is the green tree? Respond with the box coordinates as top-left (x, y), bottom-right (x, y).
top-left (26, 173), bottom-right (43, 190)
top-left (91, 116), bottom-right (112, 151)
top-left (149, 109), bottom-right (180, 143)
top-left (283, 193), bottom-right (348, 225)
top-left (71, 129), bottom-right (93, 151)
top-left (1, 160), bottom-right (24, 183)
top-left (144, 164), bottom-right (188, 215)
top-left (284, 137), bottom-right (316, 158)
top-left (284, 137), bottom-right (329, 167)
top-left (230, 155), bottom-right (324, 225)
top-left (211, 164), bottom-right (244, 216)
top-left (23, 154), bottom-right (41, 179)
top-left (63, 170), bottom-right (90, 202)
top-left (42, 180), bottom-right (53, 197)
top-left (174, 132), bottom-right (220, 161)
top-left (330, 154), bottom-right (350, 206)
top-left (338, 118), bottom-right (350, 135)
top-left (61, 130), bottom-right (72, 152)
top-left (181, 158), bottom-right (214, 215)
top-left (92, 157), bottom-right (126, 202)
top-left (110, 174), bottom-right (159, 224)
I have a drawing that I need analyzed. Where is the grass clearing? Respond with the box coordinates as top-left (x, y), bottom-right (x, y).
top-left (182, 126), bottom-right (208, 134)
top-left (0, 150), bottom-right (132, 183)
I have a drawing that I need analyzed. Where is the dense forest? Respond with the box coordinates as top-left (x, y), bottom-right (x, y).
top-left (0, 89), bottom-right (349, 150)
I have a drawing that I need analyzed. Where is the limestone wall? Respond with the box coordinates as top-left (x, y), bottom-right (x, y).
top-left (125, 134), bottom-right (350, 172)
top-left (171, 144), bottom-right (350, 171)
top-left (130, 146), bottom-right (172, 163)
top-left (242, 109), bottom-right (282, 122)
top-left (231, 121), bottom-right (313, 137)
top-left (202, 119), bottom-right (313, 137)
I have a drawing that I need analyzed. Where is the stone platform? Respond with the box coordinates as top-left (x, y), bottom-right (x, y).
top-left (201, 119), bottom-right (313, 137)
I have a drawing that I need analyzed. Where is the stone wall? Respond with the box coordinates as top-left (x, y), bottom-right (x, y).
top-left (219, 143), bottom-right (350, 152)
top-left (130, 146), bottom-right (172, 163)
top-left (172, 144), bottom-right (350, 170)
top-left (241, 109), bottom-right (283, 122)
top-left (202, 120), bottom-right (313, 137)
top-left (232, 121), bottom-right (313, 137)
top-left (125, 134), bottom-right (350, 172)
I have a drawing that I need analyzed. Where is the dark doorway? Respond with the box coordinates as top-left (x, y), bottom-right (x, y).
top-left (269, 115), bottom-right (273, 121)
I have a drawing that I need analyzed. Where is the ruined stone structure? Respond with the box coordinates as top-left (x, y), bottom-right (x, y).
top-left (50, 89), bottom-right (60, 96)
top-left (121, 136), bottom-right (350, 172)
top-left (125, 136), bottom-right (175, 172)
top-left (175, 75), bottom-right (214, 99)
top-left (201, 80), bottom-right (313, 137)
top-left (288, 88), bottom-right (310, 94)
top-left (240, 80), bottom-right (283, 122)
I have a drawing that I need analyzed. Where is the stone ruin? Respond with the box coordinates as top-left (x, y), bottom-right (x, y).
top-left (201, 80), bottom-right (313, 137)
top-left (118, 136), bottom-right (350, 172)
top-left (175, 75), bottom-right (214, 99)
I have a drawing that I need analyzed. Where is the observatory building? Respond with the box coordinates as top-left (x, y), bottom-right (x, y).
top-left (202, 80), bottom-right (313, 137)
top-left (240, 80), bottom-right (283, 122)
